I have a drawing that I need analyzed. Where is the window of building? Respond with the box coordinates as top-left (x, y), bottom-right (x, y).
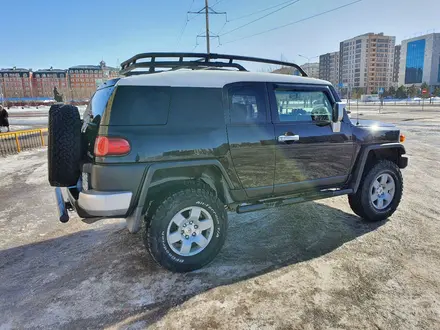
top-left (437, 56), bottom-right (440, 83)
top-left (85, 70), bottom-right (88, 74)
top-left (80, 70), bottom-right (83, 74)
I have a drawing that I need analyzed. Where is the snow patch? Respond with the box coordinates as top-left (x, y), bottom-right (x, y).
top-left (0, 149), bottom-right (47, 186)
top-left (0, 125), bottom-right (33, 132)
top-left (7, 105), bottom-right (87, 116)
top-left (25, 163), bottom-right (48, 185)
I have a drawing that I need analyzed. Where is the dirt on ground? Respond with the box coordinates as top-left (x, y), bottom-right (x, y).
top-left (1, 105), bottom-right (440, 329)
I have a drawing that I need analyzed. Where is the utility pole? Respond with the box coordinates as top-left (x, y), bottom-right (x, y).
top-left (205, 0), bottom-right (210, 54)
top-left (189, 1), bottom-right (226, 54)
top-left (298, 54), bottom-right (319, 77)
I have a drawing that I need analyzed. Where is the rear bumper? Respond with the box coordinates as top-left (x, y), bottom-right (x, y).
top-left (65, 187), bottom-right (132, 218)
top-left (78, 190), bottom-right (132, 216)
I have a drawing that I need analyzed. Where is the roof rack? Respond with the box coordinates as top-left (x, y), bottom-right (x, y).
top-left (120, 52), bottom-right (307, 77)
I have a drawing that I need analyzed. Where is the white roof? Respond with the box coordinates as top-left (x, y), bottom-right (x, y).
top-left (117, 70), bottom-right (332, 88)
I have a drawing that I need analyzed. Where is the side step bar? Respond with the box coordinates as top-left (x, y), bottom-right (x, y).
top-left (236, 189), bottom-right (353, 214)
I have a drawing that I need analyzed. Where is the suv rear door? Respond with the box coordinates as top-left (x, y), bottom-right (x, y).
top-left (225, 82), bottom-right (275, 199)
top-left (268, 83), bottom-right (354, 195)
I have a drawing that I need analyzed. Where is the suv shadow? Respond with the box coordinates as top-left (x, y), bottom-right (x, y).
top-left (0, 201), bottom-right (385, 329)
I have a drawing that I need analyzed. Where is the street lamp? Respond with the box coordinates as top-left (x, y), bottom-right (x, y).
top-left (298, 54), bottom-right (319, 76)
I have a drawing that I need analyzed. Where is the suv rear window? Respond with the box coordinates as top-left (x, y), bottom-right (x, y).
top-left (109, 86), bottom-right (171, 126)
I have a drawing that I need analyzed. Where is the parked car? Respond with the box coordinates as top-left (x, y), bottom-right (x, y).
top-left (48, 53), bottom-right (408, 272)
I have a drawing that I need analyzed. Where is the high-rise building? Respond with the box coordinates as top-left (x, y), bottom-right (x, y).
top-left (393, 45), bottom-right (401, 85)
top-left (398, 33), bottom-right (440, 87)
top-left (319, 51), bottom-right (340, 85)
top-left (300, 62), bottom-right (319, 78)
top-left (339, 32), bottom-right (395, 94)
top-left (0, 68), bottom-right (33, 98)
top-left (68, 60), bottom-right (119, 100)
top-left (32, 68), bottom-right (68, 98)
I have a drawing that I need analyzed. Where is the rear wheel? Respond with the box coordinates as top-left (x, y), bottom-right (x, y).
top-left (348, 160), bottom-right (403, 222)
top-left (144, 183), bottom-right (227, 272)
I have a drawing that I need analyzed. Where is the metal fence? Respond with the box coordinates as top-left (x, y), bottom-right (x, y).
top-left (0, 128), bottom-right (48, 156)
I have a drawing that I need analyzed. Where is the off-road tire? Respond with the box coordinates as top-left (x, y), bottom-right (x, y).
top-left (348, 160), bottom-right (403, 222)
top-left (48, 104), bottom-right (82, 187)
top-left (143, 182), bottom-right (228, 272)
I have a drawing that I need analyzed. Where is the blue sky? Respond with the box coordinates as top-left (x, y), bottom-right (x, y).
top-left (2, 0), bottom-right (440, 71)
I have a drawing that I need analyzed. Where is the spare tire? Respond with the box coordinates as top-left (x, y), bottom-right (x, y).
top-left (48, 104), bottom-right (82, 187)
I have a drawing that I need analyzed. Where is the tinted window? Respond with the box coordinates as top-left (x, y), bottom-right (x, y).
top-left (228, 84), bottom-right (267, 124)
top-left (82, 86), bottom-right (115, 126)
top-left (109, 86), bottom-right (171, 125)
top-left (90, 86), bottom-right (115, 118)
top-left (168, 87), bottom-right (224, 125)
top-left (275, 90), bottom-right (333, 122)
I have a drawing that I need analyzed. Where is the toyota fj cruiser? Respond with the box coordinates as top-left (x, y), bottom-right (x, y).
top-left (48, 53), bottom-right (408, 272)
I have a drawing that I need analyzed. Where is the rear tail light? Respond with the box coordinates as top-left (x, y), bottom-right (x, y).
top-left (94, 136), bottom-right (130, 157)
top-left (400, 134), bottom-right (406, 143)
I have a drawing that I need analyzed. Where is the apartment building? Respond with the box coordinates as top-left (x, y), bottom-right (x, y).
top-left (393, 45), bottom-right (401, 85)
top-left (398, 33), bottom-right (440, 87)
top-left (339, 32), bottom-right (395, 94)
top-left (32, 68), bottom-right (68, 98)
top-left (0, 68), bottom-right (33, 98)
top-left (300, 62), bottom-right (319, 78)
top-left (319, 51), bottom-right (340, 85)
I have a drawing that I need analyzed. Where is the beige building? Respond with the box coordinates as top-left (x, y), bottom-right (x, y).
top-left (339, 32), bottom-right (395, 94)
top-left (300, 62), bottom-right (319, 78)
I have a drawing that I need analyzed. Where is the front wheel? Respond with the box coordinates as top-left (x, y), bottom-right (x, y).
top-left (348, 160), bottom-right (403, 222)
top-left (144, 183), bottom-right (228, 272)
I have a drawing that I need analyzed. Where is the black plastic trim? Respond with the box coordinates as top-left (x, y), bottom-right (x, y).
top-left (136, 159), bottom-right (236, 209)
top-left (350, 143), bottom-right (406, 193)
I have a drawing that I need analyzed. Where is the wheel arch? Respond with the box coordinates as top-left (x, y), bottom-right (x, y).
top-left (350, 143), bottom-right (406, 193)
top-left (126, 160), bottom-right (235, 233)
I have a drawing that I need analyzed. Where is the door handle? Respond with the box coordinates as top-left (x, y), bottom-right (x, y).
top-left (278, 135), bottom-right (300, 142)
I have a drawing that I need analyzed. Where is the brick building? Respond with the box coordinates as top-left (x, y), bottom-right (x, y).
top-left (68, 60), bottom-right (119, 99)
top-left (0, 68), bottom-right (33, 98)
top-left (32, 68), bottom-right (68, 98)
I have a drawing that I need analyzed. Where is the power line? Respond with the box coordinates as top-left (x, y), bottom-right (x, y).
top-left (220, 0), bottom-right (300, 36)
top-left (229, 0), bottom-right (299, 22)
top-left (212, 0), bottom-right (228, 7)
top-left (177, 0), bottom-right (196, 44)
top-left (221, 0), bottom-right (362, 45)
top-left (216, 0), bottom-right (297, 38)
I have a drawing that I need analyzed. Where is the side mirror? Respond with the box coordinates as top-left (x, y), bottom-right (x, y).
top-left (333, 102), bottom-right (345, 122)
